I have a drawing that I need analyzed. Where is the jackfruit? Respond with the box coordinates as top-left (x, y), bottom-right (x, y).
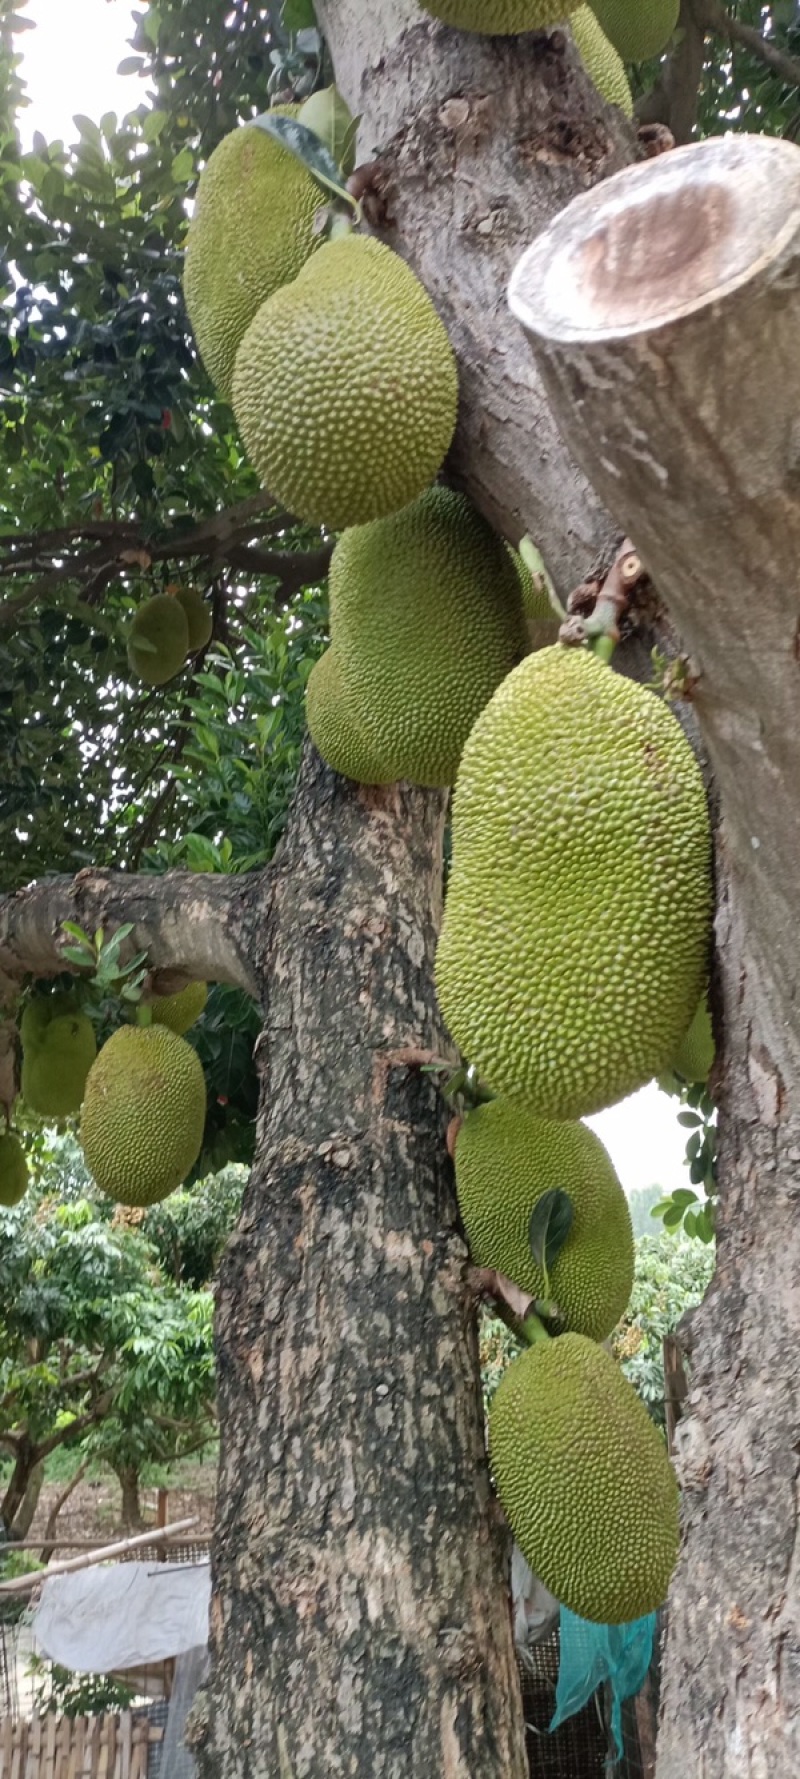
top-left (571, 6), bottom-right (633, 115)
top-left (590, 0), bottom-right (679, 61)
top-left (183, 108), bottom-right (324, 403)
top-left (19, 992), bottom-right (78, 1053)
top-left (419, 0), bottom-right (581, 32)
top-left (231, 235), bottom-right (458, 529)
top-left (0, 1133), bottom-right (28, 1207)
top-left (329, 488), bottom-right (529, 786)
top-left (127, 596), bottom-right (189, 687)
top-left (671, 993), bottom-right (714, 1084)
top-left (21, 1006), bottom-right (97, 1118)
top-left (306, 648), bottom-right (396, 784)
top-left (174, 588), bottom-right (213, 654)
top-left (455, 1100), bottom-right (633, 1340)
top-left (436, 646), bottom-right (711, 1120)
top-left (81, 1024), bottom-right (206, 1207)
top-left (489, 1333), bottom-right (680, 1622)
top-left (150, 981), bottom-right (208, 1036)
top-left (298, 86), bottom-right (357, 176)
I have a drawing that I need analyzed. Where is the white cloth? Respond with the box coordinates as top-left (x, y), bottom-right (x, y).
top-left (32, 1560), bottom-right (210, 1672)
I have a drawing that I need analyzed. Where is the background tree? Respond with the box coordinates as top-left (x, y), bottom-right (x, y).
top-left (1, 0), bottom-right (798, 1773)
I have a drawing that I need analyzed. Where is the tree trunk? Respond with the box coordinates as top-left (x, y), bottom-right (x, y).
top-left (193, 747), bottom-right (527, 1779)
top-left (10, 1460), bottom-right (44, 1541)
top-left (115, 1465), bottom-right (145, 1533)
top-left (508, 132), bottom-right (800, 1777)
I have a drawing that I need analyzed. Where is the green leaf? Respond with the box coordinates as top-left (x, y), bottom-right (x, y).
top-left (251, 113), bottom-right (355, 209)
top-left (282, 0), bottom-right (317, 27)
top-left (677, 1111), bottom-right (703, 1128)
top-left (528, 1188), bottom-right (573, 1277)
top-left (662, 1204), bottom-right (686, 1232)
top-left (60, 921), bottom-right (92, 946)
top-left (60, 946), bottom-right (96, 968)
top-left (670, 1188), bottom-right (699, 1208)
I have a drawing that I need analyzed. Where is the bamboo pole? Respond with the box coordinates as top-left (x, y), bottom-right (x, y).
top-left (0, 1517), bottom-right (198, 1594)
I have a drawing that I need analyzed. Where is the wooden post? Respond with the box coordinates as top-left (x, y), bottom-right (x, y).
top-left (0, 1518), bottom-right (198, 1595)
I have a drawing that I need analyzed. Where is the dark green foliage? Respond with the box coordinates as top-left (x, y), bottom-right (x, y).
top-left (143, 1164), bottom-right (247, 1287)
top-left (612, 1235), bottom-right (715, 1425)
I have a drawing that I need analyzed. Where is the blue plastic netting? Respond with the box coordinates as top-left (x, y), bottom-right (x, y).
top-left (550, 1606), bottom-right (656, 1758)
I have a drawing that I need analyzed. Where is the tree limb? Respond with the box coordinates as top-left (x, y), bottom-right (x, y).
top-left (0, 868), bottom-right (264, 1002)
top-left (699, 0), bottom-right (800, 88)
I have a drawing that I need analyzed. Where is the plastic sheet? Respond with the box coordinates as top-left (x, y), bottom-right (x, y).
top-left (550, 1606), bottom-right (656, 1757)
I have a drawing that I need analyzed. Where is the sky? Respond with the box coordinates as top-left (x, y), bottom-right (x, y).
top-left (16, 0), bottom-right (694, 1202)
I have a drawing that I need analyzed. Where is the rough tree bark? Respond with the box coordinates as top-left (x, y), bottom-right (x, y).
top-left (509, 132), bottom-right (800, 1776)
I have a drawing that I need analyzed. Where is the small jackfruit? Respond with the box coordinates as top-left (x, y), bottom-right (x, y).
top-left (419, 0), bottom-right (581, 32)
top-left (455, 1100), bottom-right (633, 1340)
top-left (436, 646), bottom-right (711, 1120)
top-left (81, 1024), bottom-right (206, 1207)
top-left (127, 596), bottom-right (189, 687)
top-left (329, 488), bottom-right (529, 787)
top-left (590, 0), bottom-right (679, 61)
top-left (671, 993), bottom-right (715, 1084)
top-left (231, 235), bottom-right (458, 529)
top-left (20, 992), bottom-right (78, 1053)
top-left (21, 1007), bottom-right (97, 1118)
top-left (306, 649), bottom-right (395, 784)
top-left (489, 1334), bottom-right (680, 1623)
top-left (0, 1133), bottom-right (28, 1207)
top-left (183, 109), bottom-right (324, 402)
top-left (298, 86), bottom-right (357, 176)
top-left (571, 6), bottom-right (633, 116)
top-left (150, 981), bottom-right (208, 1035)
top-left (174, 588), bottom-right (213, 653)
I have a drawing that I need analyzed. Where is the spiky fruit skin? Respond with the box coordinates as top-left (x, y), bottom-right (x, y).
top-left (183, 110), bottom-right (323, 403)
top-left (306, 649), bottom-right (396, 785)
top-left (231, 236), bottom-right (458, 530)
top-left (174, 588), bottom-right (213, 653)
top-left (436, 647), bottom-right (711, 1120)
top-left (455, 1101), bottom-right (633, 1340)
top-left (80, 1025), bottom-right (206, 1207)
top-left (20, 992), bottom-right (79, 1051)
top-left (489, 1335), bottom-right (680, 1623)
top-left (591, 0), bottom-right (679, 60)
top-left (419, 0), bottom-right (581, 32)
top-left (150, 981), bottom-right (208, 1036)
top-left (21, 1008), bottom-right (97, 1118)
top-left (329, 488), bottom-right (529, 787)
top-left (127, 596), bottom-right (189, 687)
top-left (298, 86), bottom-right (357, 176)
top-left (571, 5), bottom-right (633, 116)
top-left (0, 1133), bottom-right (28, 1207)
top-left (671, 994), bottom-right (715, 1084)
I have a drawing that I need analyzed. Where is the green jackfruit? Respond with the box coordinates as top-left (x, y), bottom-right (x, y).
top-left (306, 649), bottom-right (395, 784)
top-left (419, 0), bottom-right (581, 32)
top-left (671, 993), bottom-right (714, 1084)
top-left (455, 1100), bottom-right (633, 1340)
top-left (298, 86), bottom-right (357, 176)
top-left (436, 646), bottom-right (711, 1120)
top-left (21, 1008), bottom-right (97, 1118)
top-left (591, 0), bottom-right (678, 61)
top-left (81, 1024), bottom-right (206, 1207)
top-left (150, 981), bottom-right (208, 1036)
top-left (127, 596), bottom-right (189, 687)
top-left (231, 235), bottom-right (458, 530)
top-left (0, 1133), bottom-right (28, 1207)
top-left (174, 589), bottom-right (213, 653)
top-left (329, 488), bottom-right (529, 787)
top-left (489, 1334), bottom-right (680, 1622)
top-left (571, 6), bottom-right (633, 115)
top-left (183, 109), bottom-right (324, 403)
top-left (19, 992), bottom-right (78, 1053)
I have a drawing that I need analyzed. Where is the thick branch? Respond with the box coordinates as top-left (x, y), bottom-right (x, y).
top-left (0, 867), bottom-right (263, 1002)
top-left (700, 0), bottom-right (800, 87)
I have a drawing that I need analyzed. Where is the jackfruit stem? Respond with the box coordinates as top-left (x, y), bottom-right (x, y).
top-left (135, 1004), bottom-right (153, 1028)
top-left (328, 211), bottom-right (355, 242)
top-left (518, 1311), bottom-right (552, 1347)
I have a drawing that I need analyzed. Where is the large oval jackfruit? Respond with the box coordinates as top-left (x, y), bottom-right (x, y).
top-left (436, 646), bottom-right (711, 1120)
top-left (329, 488), bottom-right (529, 787)
top-left (419, 0), bottom-right (581, 32)
top-left (231, 235), bottom-right (458, 529)
top-left (183, 111), bottom-right (324, 403)
top-left (127, 596), bottom-right (189, 687)
top-left (174, 589), bottom-right (213, 654)
top-left (306, 649), bottom-right (396, 785)
top-left (590, 0), bottom-right (679, 61)
top-left (0, 1133), bottom-right (28, 1208)
top-left (571, 6), bottom-right (633, 116)
top-left (455, 1100), bottom-right (633, 1340)
top-left (21, 1002), bottom-right (97, 1119)
top-left (80, 1025), bottom-right (206, 1207)
top-left (489, 1334), bottom-right (680, 1623)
